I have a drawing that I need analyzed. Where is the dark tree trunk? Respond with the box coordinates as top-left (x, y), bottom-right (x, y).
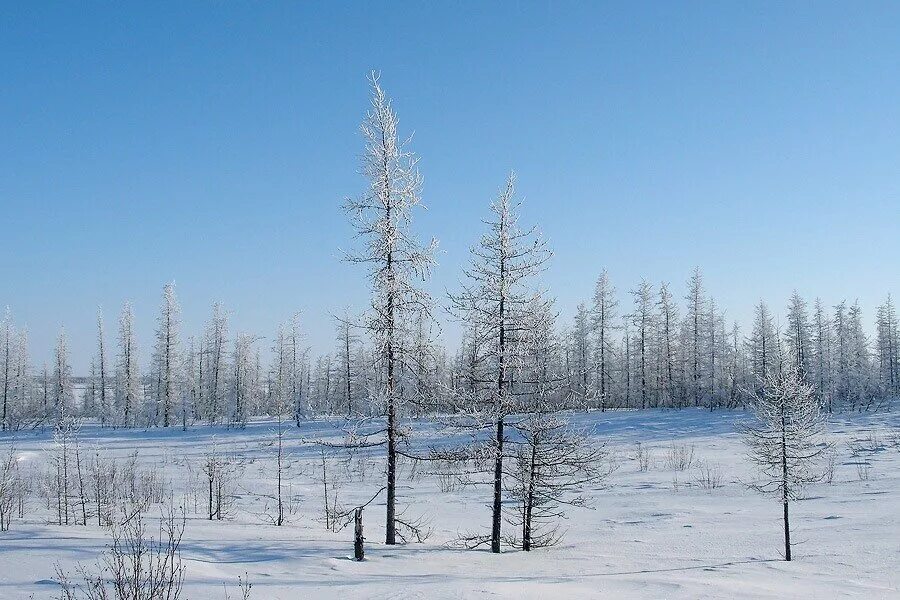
top-left (385, 218), bottom-right (397, 546)
top-left (781, 402), bottom-right (791, 561)
top-left (523, 440), bottom-right (537, 551)
top-left (354, 507), bottom-right (365, 561)
top-left (491, 416), bottom-right (504, 553)
top-left (491, 263), bottom-right (507, 555)
top-left (386, 393), bottom-right (396, 545)
top-left (783, 500), bottom-right (791, 561)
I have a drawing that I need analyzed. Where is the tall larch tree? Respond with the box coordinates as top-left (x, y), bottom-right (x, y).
top-left (286, 313), bottom-right (305, 425)
top-left (449, 173), bottom-right (551, 553)
top-left (203, 303), bottom-right (228, 423)
top-left (811, 299), bottom-right (833, 412)
top-left (748, 300), bottom-right (778, 386)
top-left (154, 283), bottom-right (181, 427)
top-left (1, 308), bottom-right (13, 431)
top-left (335, 310), bottom-right (359, 417)
top-left (591, 270), bottom-right (618, 410)
top-left (96, 308), bottom-right (109, 426)
top-left (342, 73), bottom-right (436, 545)
top-left (784, 291), bottom-right (812, 380)
top-left (116, 302), bottom-right (140, 427)
top-left (656, 283), bottom-right (678, 408)
top-left (10, 328), bottom-right (29, 427)
top-left (846, 302), bottom-right (871, 409)
top-left (53, 330), bottom-right (74, 422)
top-left (570, 303), bottom-right (592, 406)
top-left (630, 280), bottom-right (655, 409)
top-left (682, 268), bottom-right (707, 406)
top-left (875, 295), bottom-right (898, 398)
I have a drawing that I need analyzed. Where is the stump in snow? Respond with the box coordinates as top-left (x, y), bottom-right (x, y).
top-left (354, 507), bottom-right (364, 561)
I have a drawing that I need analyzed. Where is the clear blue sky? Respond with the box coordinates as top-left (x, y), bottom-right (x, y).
top-left (2, 2), bottom-right (898, 372)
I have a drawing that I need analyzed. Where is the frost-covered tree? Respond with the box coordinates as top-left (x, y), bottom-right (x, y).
top-left (875, 295), bottom-right (898, 399)
top-left (448, 173), bottom-right (551, 553)
top-left (116, 302), bottom-right (141, 427)
top-left (265, 323), bottom-right (305, 525)
top-left (95, 308), bottom-right (110, 426)
top-left (0, 444), bottom-right (21, 530)
top-left (202, 303), bottom-right (228, 424)
top-left (9, 328), bottom-right (30, 428)
top-left (656, 283), bottom-right (679, 408)
top-left (743, 366), bottom-right (827, 561)
top-left (569, 303), bottom-right (592, 407)
top-left (408, 308), bottom-right (441, 414)
top-left (726, 321), bottom-right (747, 407)
top-left (0, 312), bottom-right (33, 430)
top-left (283, 314), bottom-right (306, 425)
top-left (184, 336), bottom-right (201, 425)
top-left (310, 354), bottom-right (334, 413)
top-left (832, 301), bottom-right (850, 408)
top-left (153, 283), bottom-right (181, 427)
top-left (53, 330), bottom-right (74, 423)
top-left (455, 313), bottom-right (484, 402)
top-left (846, 302), bottom-right (872, 410)
top-left (269, 324), bottom-right (290, 418)
top-left (706, 298), bottom-right (729, 410)
top-left (266, 375), bottom-right (294, 526)
top-left (784, 291), bottom-right (812, 380)
top-left (621, 318), bottom-right (632, 408)
top-left (83, 360), bottom-right (97, 418)
top-left (1, 308), bottom-right (13, 431)
top-left (342, 73), bottom-right (436, 545)
top-left (507, 414), bottom-right (608, 551)
top-left (501, 294), bottom-right (608, 551)
top-left (748, 301), bottom-right (778, 386)
top-left (629, 280), bottom-right (655, 409)
top-left (823, 301), bottom-right (871, 411)
top-left (811, 299), bottom-right (833, 412)
top-left (335, 311), bottom-right (360, 416)
top-left (591, 270), bottom-right (618, 410)
top-left (230, 332), bottom-right (260, 427)
top-left (682, 268), bottom-right (708, 406)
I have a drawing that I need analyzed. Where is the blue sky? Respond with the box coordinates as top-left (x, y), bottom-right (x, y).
top-left (2, 2), bottom-right (898, 372)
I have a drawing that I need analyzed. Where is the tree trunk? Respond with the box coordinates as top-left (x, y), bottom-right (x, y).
top-left (783, 500), bottom-right (791, 561)
top-left (523, 440), bottom-right (537, 551)
top-left (781, 402), bottom-right (791, 561)
top-left (276, 429), bottom-right (284, 526)
top-left (354, 507), bottom-right (365, 561)
top-left (385, 211), bottom-right (397, 546)
top-left (386, 391), bottom-right (396, 544)
top-left (491, 245), bottom-right (507, 555)
top-left (491, 416), bottom-right (504, 553)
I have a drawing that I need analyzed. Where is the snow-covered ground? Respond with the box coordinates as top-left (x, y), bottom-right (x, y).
top-left (0, 409), bottom-right (897, 599)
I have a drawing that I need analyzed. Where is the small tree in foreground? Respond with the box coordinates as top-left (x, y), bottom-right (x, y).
top-left (742, 366), bottom-right (828, 561)
top-left (507, 414), bottom-right (610, 550)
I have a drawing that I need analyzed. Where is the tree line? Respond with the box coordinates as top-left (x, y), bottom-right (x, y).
top-left (0, 78), bottom-right (897, 434)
